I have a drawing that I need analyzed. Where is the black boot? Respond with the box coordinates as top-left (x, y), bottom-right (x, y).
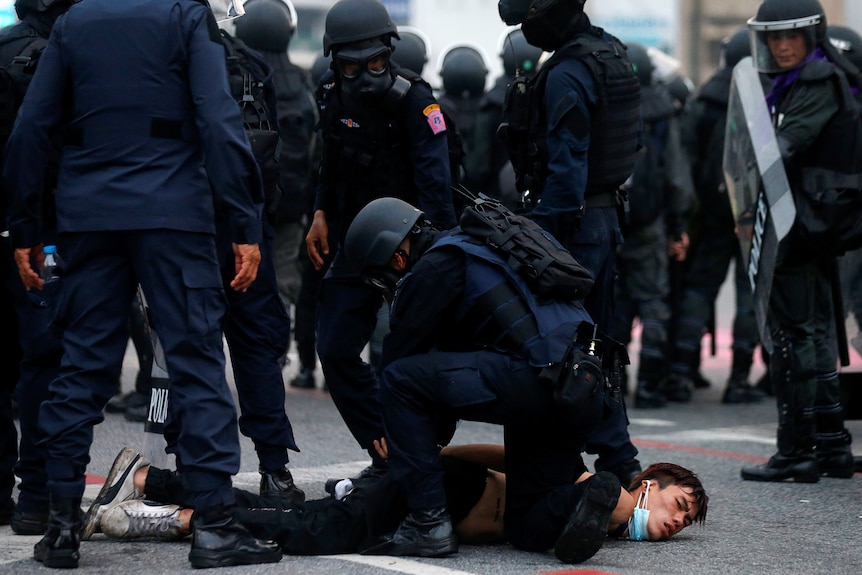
top-left (555, 471), bottom-right (621, 564)
top-left (34, 496), bottom-right (82, 569)
top-left (815, 409), bottom-right (855, 478)
top-left (634, 380), bottom-right (666, 408)
top-left (362, 507), bottom-right (458, 557)
top-left (722, 376), bottom-right (765, 404)
top-left (188, 507), bottom-right (282, 569)
top-left (259, 467), bottom-right (305, 505)
top-left (741, 412), bottom-right (819, 483)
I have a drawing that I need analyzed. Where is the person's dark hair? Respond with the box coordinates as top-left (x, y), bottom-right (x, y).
top-left (630, 462), bottom-right (709, 525)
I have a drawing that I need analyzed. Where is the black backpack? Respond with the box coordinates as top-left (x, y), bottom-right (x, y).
top-left (454, 185), bottom-right (594, 301)
top-left (219, 30), bottom-right (281, 211)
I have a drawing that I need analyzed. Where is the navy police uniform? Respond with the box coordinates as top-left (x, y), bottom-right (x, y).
top-left (314, 68), bottom-right (457, 468)
top-left (380, 230), bottom-right (607, 552)
top-left (4, 0), bottom-right (263, 511)
top-left (515, 20), bottom-right (641, 478)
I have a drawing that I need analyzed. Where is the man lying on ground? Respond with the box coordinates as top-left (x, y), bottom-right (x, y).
top-left (85, 442), bottom-right (708, 561)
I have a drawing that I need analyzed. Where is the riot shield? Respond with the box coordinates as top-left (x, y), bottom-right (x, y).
top-left (136, 287), bottom-right (172, 469)
top-left (722, 56), bottom-right (796, 353)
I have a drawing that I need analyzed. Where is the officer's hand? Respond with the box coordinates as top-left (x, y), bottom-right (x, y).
top-left (667, 232), bottom-right (689, 262)
top-left (230, 243), bottom-right (261, 292)
top-left (14, 246), bottom-right (44, 291)
top-left (306, 210), bottom-right (330, 271)
top-left (372, 437), bottom-right (389, 461)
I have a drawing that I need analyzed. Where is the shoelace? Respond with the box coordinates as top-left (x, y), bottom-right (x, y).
top-left (125, 506), bottom-right (181, 537)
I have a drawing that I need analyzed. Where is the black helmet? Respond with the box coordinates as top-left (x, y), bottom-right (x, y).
top-left (498, 0), bottom-right (586, 26)
top-left (323, 0), bottom-right (399, 57)
top-left (498, 26), bottom-right (543, 77)
top-left (438, 44), bottom-right (488, 98)
top-left (310, 54), bottom-right (332, 86)
top-left (720, 27), bottom-right (752, 69)
top-left (748, 0), bottom-right (827, 73)
top-left (391, 26), bottom-right (431, 76)
top-left (234, 0), bottom-right (297, 53)
top-left (828, 25), bottom-right (862, 70)
top-left (14, 0), bottom-right (77, 18)
top-left (625, 42), bottom-right (653, 87)
top-left (344, 197), bottom-right (424, 277)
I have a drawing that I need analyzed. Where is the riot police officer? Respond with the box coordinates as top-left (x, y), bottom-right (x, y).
top-left (391, 26), bottom-right (431, 78)
top-left (740, 0), bottom-right (860, 482)
top-left (343, 197), bottom-right (621, 562)
top-left (4, 0), bottom-right (282, 568)
top-left (497, 0), bottom-right (643, 485)
top-left (666, 27), bottom-right (767, 405)
top-left (305, 0), bottom-right (457, 478)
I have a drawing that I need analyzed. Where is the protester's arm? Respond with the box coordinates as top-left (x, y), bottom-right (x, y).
top-left (440, 444), bottom-right (506, 473)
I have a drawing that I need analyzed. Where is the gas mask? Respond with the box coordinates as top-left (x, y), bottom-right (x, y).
top-left (208, 0), bottom-right (245, 23)
top-left (627, 480), bottom-right (651, 541)
top-left (334, 42), bottom-right (395, 100)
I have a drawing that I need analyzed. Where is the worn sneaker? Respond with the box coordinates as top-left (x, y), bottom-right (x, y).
top-left (80, 447), bottom-right (148, 540)
top-left (101, 500), bottom-right (188, 540)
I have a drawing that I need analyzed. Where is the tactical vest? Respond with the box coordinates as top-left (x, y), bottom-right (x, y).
top-left (502, 27), bottom-right (640, 199)
top-left (427, 232), bottom-right (592, 365)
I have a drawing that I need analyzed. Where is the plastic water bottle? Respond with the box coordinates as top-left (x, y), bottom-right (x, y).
top-left (41, 245), bottom-right (61, 283)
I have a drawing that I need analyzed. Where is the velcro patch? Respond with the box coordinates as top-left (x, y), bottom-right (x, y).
top-left (423, 103), bottom-right (447, 135)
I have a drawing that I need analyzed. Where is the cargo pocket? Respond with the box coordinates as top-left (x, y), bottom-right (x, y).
top-left (182, 264), bottom-right (226, 336)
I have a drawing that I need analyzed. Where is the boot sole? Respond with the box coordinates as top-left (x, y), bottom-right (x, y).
top-left (189, 548), bottom-right (282, 569)
top-left (361, 536), bottom-right (459, 557)
top-left (740, 469), bottom-right (820, 483)
top-left (554, 471), bottom-right (620, 564)
top-left (34, 545), bottom-right (80, 569)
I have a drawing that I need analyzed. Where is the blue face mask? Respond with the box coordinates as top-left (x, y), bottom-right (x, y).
top-left (628, 481), bottom-right (651, 541)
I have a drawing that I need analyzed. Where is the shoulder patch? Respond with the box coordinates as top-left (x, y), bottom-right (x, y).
top-left (423, 103), bottom-right (447, 135)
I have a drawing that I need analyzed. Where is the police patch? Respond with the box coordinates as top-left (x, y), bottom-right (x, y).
top-left (423, 104), bottom-right (447, 135)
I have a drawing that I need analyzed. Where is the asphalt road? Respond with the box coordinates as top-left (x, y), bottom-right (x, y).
top-left (3, 276), bottom-right (861, 575)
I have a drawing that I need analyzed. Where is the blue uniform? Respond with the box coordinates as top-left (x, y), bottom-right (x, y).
top-left (380, 232), bottom-right (608, 552)
top-left (527, 41), bottom-right (637, 475)
top-left (4, 0), bottom-right (263, 510)
top-left (314, 70), bottom-right (456, 466)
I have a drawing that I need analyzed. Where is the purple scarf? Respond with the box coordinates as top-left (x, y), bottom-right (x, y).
top-left (765, 47), bottom-right (828, 111)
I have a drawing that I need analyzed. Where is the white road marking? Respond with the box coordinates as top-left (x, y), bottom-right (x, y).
top-left (330, 554), bottom-right (478, 575)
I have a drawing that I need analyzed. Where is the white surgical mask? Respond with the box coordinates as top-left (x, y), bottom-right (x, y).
top-left (628, 481), bottom-right (651, 541)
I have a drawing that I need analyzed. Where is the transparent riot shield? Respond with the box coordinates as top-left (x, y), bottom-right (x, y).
top-left (722, 56), bottom-right (796, 353)
top-left (136, 287), bottom-right (173, 470)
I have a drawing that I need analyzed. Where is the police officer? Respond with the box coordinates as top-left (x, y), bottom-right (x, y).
top-left (305, 0), bottom-right (457, 477)
top-left (0, 0), bottom-right (78, 536)
top-left (343, 197), bottom-right (622, 562)
top-left (391, 26), bottom-right (431, 78)
top-left (497, 0), bottom-right (643, 485)
top-left (436, 43), bottom-right (489, 194)
top-left (4, 0), bottom-right (282, 568)
top-left (666, 28), bottom-right (767, 405)
top-left (828, 24), bottom-right (862, 358)
top-left (472, 26), bottom-right (542, 208)
top-left (610, 42), bottom-right (692, 409)
top-left (740, 0), bottom-right (860, 482)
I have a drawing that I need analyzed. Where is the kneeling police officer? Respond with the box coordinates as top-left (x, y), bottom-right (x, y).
top-left (342, 197), bottom-right (623, 563)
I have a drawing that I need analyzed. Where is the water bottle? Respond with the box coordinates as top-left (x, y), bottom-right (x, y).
top-left (41, 245), bottom-right (62, 283)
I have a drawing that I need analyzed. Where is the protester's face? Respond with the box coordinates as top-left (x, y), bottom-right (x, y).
top-left (642, 481), bottom-right (700, 541)
top-left (767, 30), bottom-right (808, 69)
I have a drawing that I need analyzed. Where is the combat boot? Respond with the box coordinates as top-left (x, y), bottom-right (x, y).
top-left (189, 506), bottom-right (282, 568)
top-left (634, 380), bottom-right (666, 408)
top-left (34, 495), bottom-right (82, 569)
top-left (742, 414), bottom-right (820, 483)
top-left (362, 507), bottom-right (458, 557)
top-left (259, 466), bottom-right (305, 505)
top-left (722, 377), bottom-right (765, 404)
top-left (815, 410), bottom-right (855, 478)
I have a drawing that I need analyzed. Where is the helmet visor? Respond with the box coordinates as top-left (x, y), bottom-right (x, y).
top-left (748, 15), bottom-right (820, 73)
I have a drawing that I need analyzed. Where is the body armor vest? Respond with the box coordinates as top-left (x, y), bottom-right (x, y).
top-left (427, 232), bottom-right (591, 364)
top-left (502, 27), bottom-right (641, 198)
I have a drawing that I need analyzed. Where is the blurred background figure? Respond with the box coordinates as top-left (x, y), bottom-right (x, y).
top-left (391, 25), bottom-right (431, 78)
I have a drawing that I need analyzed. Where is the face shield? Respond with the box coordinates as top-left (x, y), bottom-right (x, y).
top-left (748, 14), bottom-right (820, 74)
top-left (209, 0), bottom-right (245, 23)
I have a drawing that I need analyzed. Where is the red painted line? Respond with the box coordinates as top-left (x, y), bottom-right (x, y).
top-left (86, 473), bottom-right (106, 485)
top-left (631, 439), bottom-right (768, 463)
top-left (540, 570), bottom-right (623, 575)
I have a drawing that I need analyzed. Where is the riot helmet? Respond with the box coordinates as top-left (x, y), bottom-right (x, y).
top-left (498, 26), bottom-right (543, 78)
top-left (498, 0), bottom-right (586, 27)
top-left (310, 54), bottom-right (332, 86)
top-left (14, 0), bottom-right (78, 18)
top-left (438, 44), bottom-right (489, 99)
top-left (234, 0), bottom-right (297, 53)
top-left (747, 0), bottom-right (827, 74)
top-left (344, 197), bottom-right (425, 296)
top-left (322, 0), bottom-right (399, 57)
top-left (827, 25), bottom-right (862, 70)
top-left (391, 26), bottom-right (431, 76)
top-left (625, 42), bottom-right (654, 87)
top-left (720, 27), bottom-right (752, 70)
